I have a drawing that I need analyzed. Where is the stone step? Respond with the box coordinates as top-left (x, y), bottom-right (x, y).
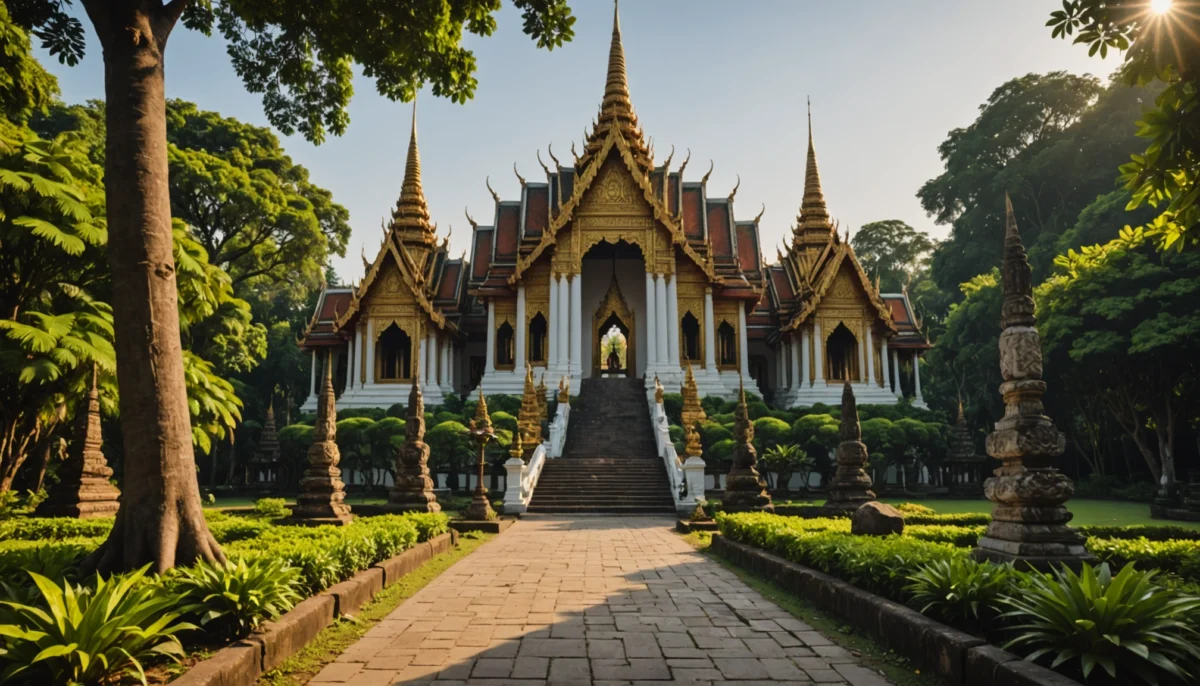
top-left (525, 504), bottom-right (677, 514)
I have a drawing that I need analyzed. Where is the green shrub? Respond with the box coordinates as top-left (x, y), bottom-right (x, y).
top-left (385, 402), bottom-right (407, 418)
top-left (485, 394), bottom-right (522, 415)
top-left (707, 439), bottom-right (735, 462)
top-left (662, 393), bottom-right (683, 425)
top-left (0, 567), bottom-right (194, 684)
top-left (904, 512), bottom-right (992, 527)
top-left (337, 407), bottom-right (386, 421)
top-left (698, 422), bottom-right (732, 450)
top-left (1085, 537), bottom-right (1200, 581)
top-left (711, 411), bottom-right (735, 425)
top-left (668, 424), bottom-right (684, 443)
top-left (0, 516), bottom-right (113, 541)
top-left (700, 395), bottom-right (725, 416)
top-left (896, 502), bottom-right (935, 515)
top-left (208, 517), bottom-right (271, 544)
top-left (905, 524), bottom-right (985, 547)
top-left (257, 544), bottom-right (342, 594)
top-left (434, 411), bottom-right (460, 425)
top-left (401, 512), bottom-right (450, 541)
top-left (0, 540), bottom-right (94, 586)
top-left (905, 558), bottom-right (1016, 628)
top-left (254, 497), bottom-right (291, 519)
top-left (1077, 524), bottom-right (1200, 542)
top-left (173, 557), bottom-right (302, 639)
top-left (747, 401), bottom-right (770, 420)
top-left (1000, 563), bottom-right (1200, 683)
top-left (356, 516), bottom-right (419, 559)
top-left (490, 411), bottom-right (518, 433)
top-left (751, 417), bottom-right (791, 450)
top-left (0, 490), bottom-right (21, 519)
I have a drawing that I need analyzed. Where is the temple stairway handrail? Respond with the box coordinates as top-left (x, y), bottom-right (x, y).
top-left (501, 400), bottom-right (568, 513)
top-left (650, 391), bottom-right (706, 515)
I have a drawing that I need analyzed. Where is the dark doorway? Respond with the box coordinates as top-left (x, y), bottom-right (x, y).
top-left (598, 316), bottom-right (630, 377)
top-left (528, 313), bottom-right (548, 365)
top-left (496, 322), bottom-right (515, 369)
top-left (827, 323), bottom-right (859, 381)
top-left (377, 324), bottom-right (412, 381)
top-left (717, 322), bottom-right (737, 368)
top-left (681, 312), bottom-right (700, 363)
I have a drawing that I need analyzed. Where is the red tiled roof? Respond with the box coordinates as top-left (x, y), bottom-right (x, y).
top-left (495, 204), bottom-right (520, 261)
top-left (769, 266), bottom-right (795, 302)
top-left (736, 223), bottom-right (760, 274)
top-left (436, 262), bottom-right (462, 301)
top-left (682, 187), bottom-right (703, 239)
top-left (524, 186), bottom-right (548, 237)
top-left (471, 229), bottom-right (493, 279)
top-left (707, 202), bottom-right (732, 259)
top-left (319, 291), bottom-right (352, 320)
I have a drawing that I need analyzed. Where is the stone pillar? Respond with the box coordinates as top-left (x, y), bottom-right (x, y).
top-left (813, 321), bottom-right (825, 385)
top-left (346, 332), bottom-right (355, 390)
top-left (881, 338), bottom-right (891, 392)
top-left (386, 376), bottom-right (441, 512)
top-left (35, 368), bottom-right (121, 518)
top-left (913, 353), bottom-right (926, 406)
top-left (291, 352), bottom-right (353, 525)
top-left (365, 319), bottom-right (376, 386)
top-left (515, 285), bottom-right (527, 375)
top-left (703, 288), bottom-right (716, 371)
top-left (557, 276), bottom-right (570, 373)
top-left (655, 275), bottom-right (669, 369)
top-left (821, 382), bottom-right (876, 514)
top-left (737, 305), bottom-right (749, 379)
top-left (792, 335), bottom-right (803, 390)
top-left (667, 274), bottom-right (680, 370)
top-left (645, 272), bottom-right (658, 371)
top-left (892, 349), bottom-right (902, 398)
top-left (722, 379), bottom-right (773, 512)
top-left (866, 327), bottom-right (876, 386)
top-left (486, 300), bottom-right (496, 373)
top-left (800, 328), bottom-right (810, 388)
top-left (570, 275), bottom-right (582, 377)
top-left (441, 339), bottom-right (452, 390)
top-left (775, 345), bottom-right (785, 390)
top-left (972, 196), bottom-right (1092, 570)
top-left (418, 333), bottom-right (428, 387)
top-left (309, 350), bottom-right (318, 396)
top-left (548, 271), bottom-right (559, 370)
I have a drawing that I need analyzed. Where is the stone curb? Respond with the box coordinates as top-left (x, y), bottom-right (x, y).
top-left (450, 518), bottom-right (515, 535)
top-left (173, 531), bottom-right (457, 686)
top-left (674, 519), bottom-right (718, 533)
top-left (710, 534), bottom-right (1081, 686)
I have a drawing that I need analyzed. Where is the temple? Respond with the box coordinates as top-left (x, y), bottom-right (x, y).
top-left (300, 3), bottom-right (928, 411)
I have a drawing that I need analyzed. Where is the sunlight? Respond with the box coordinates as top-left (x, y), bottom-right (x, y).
top-left (1150, 0), bottom-right (1173, 14)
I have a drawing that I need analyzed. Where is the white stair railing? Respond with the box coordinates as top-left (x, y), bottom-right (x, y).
top-left (649, 393), bottom-right (707, 516)
top-left (502, 401), bottom-right (570, 514)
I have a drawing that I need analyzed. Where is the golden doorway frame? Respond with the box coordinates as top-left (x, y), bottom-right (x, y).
top-left (592, 274), bottom-right (636, 378)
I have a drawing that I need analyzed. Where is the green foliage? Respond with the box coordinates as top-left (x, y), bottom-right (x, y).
top-left (1001, 562), bottom-right (1200, 683)
top-left (758, 444), bottom-right (813, 491)
top-left (851, 220), bottom-right (936, 293)
top-left (896, 502), bottom-right (935, 515)
top-left (337, 407), bottom-right (386, 421)
top-left (207, 517), bottom-right (270, 544)
top-left (385, 402), bottom-right (406, 419)
top-left (490, 411), bottom-right (518, 434)
top-left (0, 4), bottom-right (58, 128)
top-left (662, 392), bottom-right (683, 425)
top-left (747, 401), bottom-right (770, 420)
top-left (0, 516), bottom-right (111, 541)
top-left (1086, 537), bottom-right (1200, 583)
top-left (751, 417), bottom-right (790, 451)
top-left (706, 439), bottom-right (735, 463)
top-left (905, 557), bottom-right (1017, 628)
top-left (700, 395), bottom-right (725, 416)
top-left (1077, 525), bottom-right (1200, 542)
top-left (0, 566), bottom-right (194, 685)
top-left (904, 524), bottom-right (986, 547)
top-left (903, 512), bottom-right (992, 526)
top-left (667, 424), bottom-right (684, 443)
top-left (254, 497), bottom-right (291, 519)
top-left (697, 422), bottom-right (732, 451)
top-left (0, 540), bottom-right (92, 586)
top-left (172, 557), bottom-right (302, 639)
top-left (484, 395), bottom-right (522, 415)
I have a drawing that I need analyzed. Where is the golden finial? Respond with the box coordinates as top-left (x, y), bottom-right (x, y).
top-left (570, 141), bottom-right (581, 166)
top-left (464, 206), bottom-right (477, 229)
top-left (536, 149), bottom-right (551, 179)
top-left (513, 163), bottom-right (526, 187)
top-left (361, 247), bottom-right (370, 271)
top-left (678, 148), bottom-right (692, 177)
top-left (603, 0), bottom-right (631, 115)
top-left (728, 174), bottom-right (741, 203)
top-left (795, 96), bottom-right (833, 240)
top-left (701, 160), bottom-right (714, 186)
top-left (662, 144), bottom-right (675, 171)
top-left (754, 203), bottom-right (766, 224)
top-left (547, 143), bottom-right (561, 170)
top-left (653, 374), bottom-right (664, 404)
top-left (389, 97), bottom-right (433, 237)
top-left (473, 387), bottom-right (491, 431)
top-left (486, 176), bottom-right (500, 204)
top-left (680, 360), bottom-right (705, 459)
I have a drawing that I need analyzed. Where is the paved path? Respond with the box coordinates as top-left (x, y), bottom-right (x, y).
top-left (310, 517), bottom-right (892, 685)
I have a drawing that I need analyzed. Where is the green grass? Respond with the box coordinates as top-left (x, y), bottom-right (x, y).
top-left (766, 497), bottom-right (1199, 529)
top-left (258, 532), bottom-right (494, 686)
top-left (679, 531), bottom-right (939, 686)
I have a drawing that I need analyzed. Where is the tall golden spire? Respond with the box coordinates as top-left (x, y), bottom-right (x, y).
top-left (391, 98), bottom-right (435, 241)
top-left (794, 98), bottom-right (833, 246)
top-left (578, 0), bottom-right (652, 175)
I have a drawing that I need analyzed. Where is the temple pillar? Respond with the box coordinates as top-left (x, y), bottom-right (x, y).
top-left (738, 306), bottom-right (749, 379)
top-left (645, 272), bottom-right (658, 371)
top-left (892, 349), bottom-right (902, 398)
top-left (800, 328), bottom-right (810, 388)
top-left (667, 274), bottom-right (680, 369)
top-left (486, 300), bottom-right (496, 373)
top-left (365, 319), bottom-right (376, 386)
top-left (309, 350), bottom-right (318, 397)
top-left (346, 332), bottom-right (355, 390)
top-left (791, 336), bottom-right (802, 390)
top-left (441, 339), bottom-right (451, 390)
top-left (418, 333), bottom-right (428, 385)
top-left (557, 276), bottom-right (570, 373)
top-left (570, 274), bottom-right (582, 377)
top-left (775, 345), bottom-right (785, 390)
top-left (548, 270), bottom-right (559, 370)
top-left (881, 338), bottom-right (891, 392)
top-left (866, 327), bottom-right (876, 386)
top-left (515, 284), bottom-right (527, 375)
top-left (913, 353), bottom-right (925, 406)
top-left (655, 274), bottom-right (669, 369)
top-left (703, 288), bottom-right (716, 371)
top-left (813, 321), bottom-right (825, 385)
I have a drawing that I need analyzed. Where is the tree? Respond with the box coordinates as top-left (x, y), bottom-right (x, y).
top-left (10, 0), bottom-right (575, 573)
top-left (1038, 228), bottom-right (1200, 490)
top-left (0, 3), bottom-right (58, 134)
top-left (920, 271), bottom-right (1003, 427)
top-left (1048, 1), bottom-right (1200, 249)
top-left (851, 220), bottom-right (936, 292)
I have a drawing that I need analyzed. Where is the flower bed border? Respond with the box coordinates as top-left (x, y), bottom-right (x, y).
top-left (173, 529), bottom-right (460, 686)
top-left (710, 534), bottom-right (1081, 686)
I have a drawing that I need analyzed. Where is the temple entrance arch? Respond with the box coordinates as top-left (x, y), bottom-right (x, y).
top-left (827, 323), bottom-right (859, 381)
top-left (583, 239), bottom-right (643, 377)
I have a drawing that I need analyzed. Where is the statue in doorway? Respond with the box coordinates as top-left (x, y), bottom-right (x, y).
top-left (607, 344), bottom-right (622, 373)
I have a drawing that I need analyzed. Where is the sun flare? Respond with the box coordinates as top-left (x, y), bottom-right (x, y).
top-left (1150, 0), bottom-right (1173, 15)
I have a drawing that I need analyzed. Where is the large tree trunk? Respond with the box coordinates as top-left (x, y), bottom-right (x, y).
top-left (81, 0), bottom-right (224, 575)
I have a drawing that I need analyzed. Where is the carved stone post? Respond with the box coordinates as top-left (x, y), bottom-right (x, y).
top-left (947, 401), bottom-right (984, 497)
top-left (722, 376), bottom-right (773, 513)
top-left (465, 389), bottom-right (498, 522)
top-left (821, 382), bottom-right (876, 514)
top-left (36, 367), bottom-right (121, 519)
top-left (291, 352), bottom-right (353, 526)
top-left (386, 374), bottom-right (441, 513)
top-left (972, 196), bottom-right (1093, 570)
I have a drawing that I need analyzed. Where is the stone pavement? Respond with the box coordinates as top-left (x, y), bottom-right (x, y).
top-left (310, 517), bottom-right (892, 685)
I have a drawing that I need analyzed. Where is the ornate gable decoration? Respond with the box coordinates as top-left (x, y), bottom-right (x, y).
top-left (783, 244), bottom-right (894, 333)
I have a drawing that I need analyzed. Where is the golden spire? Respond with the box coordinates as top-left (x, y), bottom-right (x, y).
top-left (578, 0), bottom-right (652, 174)
top-left (390, 97), bottom-right (435, 241)
top-left (794, 97), bottom-right (833, 246)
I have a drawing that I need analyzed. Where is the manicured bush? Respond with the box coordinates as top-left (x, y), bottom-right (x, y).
top-left (490, 411), bottom-right (518, 433)
top-left (173, 557), bottom-right (302, 639)
top-left (1086, 537), bottom-right (1200, 582)
top-left (747, 401), bottom-right (770, 420)
top-left (903, 512), bottom-right (992, 527)
top-left (254, 497), bottom-right (291, 518)
top-left (751, 417), bottom-right (791, 450)
top-left (896, 502), bottom-right (935, 515)
top-left (706, 439), bottom-right (735, 462)
top-left (668, 424), bottom-right (684, 443)
top-left (711, 411), bottom-right (735, 424)
top-left (698, 422), bottom-right (732, 450)
top-left (905, 557), bottom-right (1016, 629)
top-left (0, 516), bottom-right (113, 541)
top-left (208, 517), bottom-right (271, 544)
top-left (662, 392), bottom-right (683, 425)
top-left (700, 395), bottom-right (725, 416)
top-left (337, 407), bottom-right (386, 421)
top-left (905, 524), bottom-right (986, 547)
top-left (1077, 524), bottom-right (1200, 542)
top-left (434, 411), bottom-right (460, 425)
top-left (485, 394), bottom-right (522, 415)
top-left (385, 402), bottom-right (407, 418)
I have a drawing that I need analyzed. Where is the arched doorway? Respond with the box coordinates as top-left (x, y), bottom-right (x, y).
top-left (528, 312), bottom-right (548, 365)
top-left (377, 324), bottom-right (413, 381)
top-left (592, 273), bottom-right (636, 377)
top-left (495, 322), bottom-right (515, 369)
top-left (826, 323), bottom-right (859, 381)
top-left (681, 311), bottom-right (701, 363)
top-left (717, 321), bottom-right (737, 369)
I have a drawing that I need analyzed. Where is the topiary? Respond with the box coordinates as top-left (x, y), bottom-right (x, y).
top-left (486, 394), bottom-right (522, 415)
top-left (747, 401), bottom-right (770, 420)
top-left (698, 422), bottom-right (732, 450)
top-left (337, 407), bottom-right (386, 421)
top-left (434, 411), bottom-right (460, 425)
top-left (662, 392), bottom-right (684, 425)
top-left (751, 417), bottom-right (791, 451)
top-left (385, 402), bottom-right (406, 418)
top-left (707, 439), bottom-right (735, 463)
top-left (701, 395), bottom-right (725, 416)
top-left (490, 411), bottom-right (518, 433)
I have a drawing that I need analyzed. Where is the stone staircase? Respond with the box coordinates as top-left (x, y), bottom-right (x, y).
top-left (527, 377), bottom-right (676, 515)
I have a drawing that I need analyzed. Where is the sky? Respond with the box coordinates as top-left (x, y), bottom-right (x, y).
top-left (36, 0), bottom-right (1113, 284)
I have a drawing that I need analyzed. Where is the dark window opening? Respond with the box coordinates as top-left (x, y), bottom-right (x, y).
top-left (496, 322), bottom-right (515, 368)
top-left (827, 323), bottom-right (859, 381)
top-left (528, 313), bottom-right (547, 364)
top-left (377, 325), bottom-right (412, 381)
top-left (717, 322), bottom-right (737, 368)
top-left (681, 312), bottom-right (700, 362)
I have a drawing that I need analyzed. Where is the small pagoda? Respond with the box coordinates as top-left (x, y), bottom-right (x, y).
top-left (387, 374), bottom-right (441, 513)
top-left (821, 382), bottom-right (876, 514)
top-left (249, 403), bottom-right (281, 486)
top-left (722, 377), bottom-right (773, 513)
top-left (36, 367), bottom-right (121, 519)
top-left (946, 402), bottom-right (985, 497)
top-left (290, 353), bottom-right (353, 526)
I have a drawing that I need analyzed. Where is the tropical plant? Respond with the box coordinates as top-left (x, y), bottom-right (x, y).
top-left (1000, 562), bottom-right (1200, 683)
top-left (253, 497), bottom-right (291, 519)
top-left (173, 557), bottom-right (302, 639)
top-left (758, 444), bottom-right (813, 492)
top-left (905, 557), bottom-right (1017, 629)
top-left (0, 567), bottom-right (194, 684)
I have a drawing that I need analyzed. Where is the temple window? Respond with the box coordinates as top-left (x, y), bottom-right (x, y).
top-left (717, 321), bottom-right (737, 368)
top-left (495, 322), bottom-right (515, 369)
top-left (681, 312), bottom-right (701, 363)
top-left (377, 324), bottom-right (413, 381)
top-left (826, 323), bottom-right (859, 381)
top-left (528, 313), bottom-right (548, 364)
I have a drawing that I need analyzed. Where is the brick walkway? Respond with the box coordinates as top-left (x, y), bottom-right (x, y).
top-left (311, 517), bottom-right (892, 685)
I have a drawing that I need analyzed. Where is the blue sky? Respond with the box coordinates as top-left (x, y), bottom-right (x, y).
top-left (38, 0), bottom-right (1112, 283)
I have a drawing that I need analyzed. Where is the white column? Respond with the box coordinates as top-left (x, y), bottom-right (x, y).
top-left (866, 327), bottom-right (876, 386)
top-left (913, 352), bottom-right (925, 404)
top-left (515, 284), bottom-right (527, 375)
top-left (346, 333), bottom-right (355, 390)
top-left (737, 305), bottom-right (749, 379)
top-left (548, 271), bottom-right (559, 370)
top-left (703, 288), bottom-right (716, 371)
top-left (485, 300), bottom-right (496, 373)
top-left (557, 276), bottom-right (570, 372)
top-left (791, 336), bottom-right (802, 390)
top-left (813, 321), bottom-right (824, 385)
top-left (881, 338), bottom-right (891, 391)
top-left (655, 275), bottom-right (669, 368)
top-left (856, 330), bottom-right (867, 385)
top-left (365, 319), bottom-right (376, 385)
top-left (417, 333), bottom-right (428, 384)
top-left (441, 339), bottom-right (451, 388)
top-left (309, 350), bottom-right (318, 395)
top-left (644, 272), bottom-right (657, 370)
top-left (570, 274), bottom-right (582, 377)
top-left (666, 274), bottom-right (680, 370)
top-left (775, 345), bottom-right (785, 389)
top-left (359, 324), bottom-right (367, 385)
top-left (892, 349), bottom-right (902, 398)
